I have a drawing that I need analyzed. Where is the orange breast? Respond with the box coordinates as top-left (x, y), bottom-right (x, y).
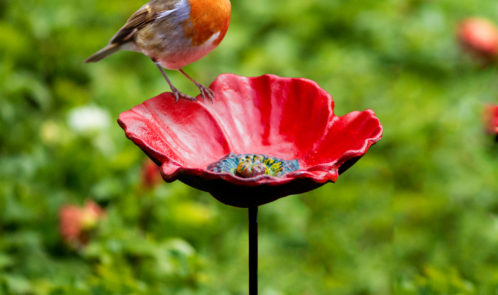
top-left (183, 0), bottom-right (231, 46)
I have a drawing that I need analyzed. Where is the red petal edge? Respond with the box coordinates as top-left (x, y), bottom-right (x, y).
top-left (118, 74), bottom-right (383, 207)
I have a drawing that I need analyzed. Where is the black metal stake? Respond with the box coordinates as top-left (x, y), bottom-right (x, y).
top-left (249, 206), bottom-right (258, 295)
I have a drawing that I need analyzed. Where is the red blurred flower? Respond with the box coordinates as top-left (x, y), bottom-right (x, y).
top-left (59, 200), bottom-right (105, 247)
top-left (118, 74), bottom-right (382, 207)
top-left (141, 158), bottom-right (163, 189)
top-left (458, 18), bottom-right (498, 61)
top-left (484, 104), bottom-right (498, 138)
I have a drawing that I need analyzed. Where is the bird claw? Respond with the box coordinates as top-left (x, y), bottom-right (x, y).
top-left (196, 84), bottom-right (215, 102)
top-left (171, 88), bottom-right (196, 102)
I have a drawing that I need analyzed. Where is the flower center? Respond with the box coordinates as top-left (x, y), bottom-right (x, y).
top-left (207, 153), bottom-right (300, 178)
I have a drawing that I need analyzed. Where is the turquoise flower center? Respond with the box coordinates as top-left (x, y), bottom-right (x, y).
top-left (207, 153), bottom-right (300, 178)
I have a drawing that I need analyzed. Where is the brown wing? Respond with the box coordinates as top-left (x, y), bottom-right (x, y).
top-left (109, 4), bottom-right (155, 44)
top-left (109, 0), bottom-right (180, 45)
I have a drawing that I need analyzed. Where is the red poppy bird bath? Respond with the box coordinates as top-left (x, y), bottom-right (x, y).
top-left (118, 73), bottom-right (383, 294)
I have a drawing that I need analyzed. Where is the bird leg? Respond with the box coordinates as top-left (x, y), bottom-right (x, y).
top-left (153, 62), bottom-right (195, 102)
top-left (178, 69), bottom-right (215, 102)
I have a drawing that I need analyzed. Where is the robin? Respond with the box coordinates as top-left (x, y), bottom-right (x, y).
top-left (85, 0), bottom-right (231, 101)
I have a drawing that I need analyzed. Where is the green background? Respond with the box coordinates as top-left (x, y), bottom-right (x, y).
top-left (1, 0), bottom-right (498, 294)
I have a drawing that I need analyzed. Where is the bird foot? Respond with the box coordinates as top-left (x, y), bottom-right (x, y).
top-left (196, 83), bottom-right (215, 102)
top-left (171, 87), bottom-right (196, 102)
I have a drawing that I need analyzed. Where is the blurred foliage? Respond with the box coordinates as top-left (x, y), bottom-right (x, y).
top-left (1, 0), bottom-right (498, 294)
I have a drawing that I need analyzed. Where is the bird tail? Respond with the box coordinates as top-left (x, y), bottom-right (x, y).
top-left (85, 43), bottom-right (120, 63)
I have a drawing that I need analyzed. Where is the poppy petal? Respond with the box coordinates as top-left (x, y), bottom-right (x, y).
top-left (118, 92), bottom-right (232, 168)
top-left (202, 74), bottom-right (332, 159)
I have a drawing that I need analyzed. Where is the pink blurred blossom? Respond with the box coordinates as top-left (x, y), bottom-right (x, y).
top-left (141, 158), bottom-right (163, 190)
top-left (458, 18), bottom-right (498, 61)
top-left (59, 200), bottom-right (105, 247)
top-left (484, 104), bottom-right (498, 136)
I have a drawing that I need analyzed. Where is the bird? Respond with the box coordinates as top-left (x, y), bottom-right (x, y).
top-left (85, 0), bottom-right (231, 102)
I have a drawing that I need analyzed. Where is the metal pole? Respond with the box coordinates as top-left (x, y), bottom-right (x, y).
top-left (249, 206), bottom-right (258, 295)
